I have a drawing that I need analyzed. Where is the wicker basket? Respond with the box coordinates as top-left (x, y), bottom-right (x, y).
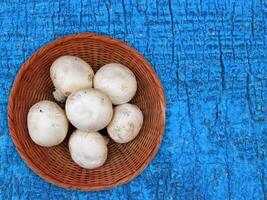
top-left (8, 33), bottom-right (166, 190)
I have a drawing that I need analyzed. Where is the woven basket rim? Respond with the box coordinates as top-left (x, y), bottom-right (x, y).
top-left (7, 32), bottom-right (166, 190)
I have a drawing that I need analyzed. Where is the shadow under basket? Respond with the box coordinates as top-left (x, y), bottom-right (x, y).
top-left (8, 33), bottom-right (166, 190)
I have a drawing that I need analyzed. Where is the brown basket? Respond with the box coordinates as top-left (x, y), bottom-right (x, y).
top-left (8, 33), bottom-right (166, 190)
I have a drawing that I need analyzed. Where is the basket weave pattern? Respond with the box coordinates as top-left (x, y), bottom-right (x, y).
top-left (8, 33), bottom-right (166, 190)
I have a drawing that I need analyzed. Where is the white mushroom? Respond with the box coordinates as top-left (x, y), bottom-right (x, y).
top-left (94, 63), bottom-right (137, 105)
top-left (27, 100), bottom-right (69, 147)
top-left (50, 55), bottom-right (94, 102)
top-left (65, 88), bottom-right (113, 131)
top-left (69, 130), bottom-right (108, 169)
top-left (107, 103), bottom-right (143, 143)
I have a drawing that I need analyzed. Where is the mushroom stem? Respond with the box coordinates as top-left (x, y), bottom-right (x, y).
top-left (103, 136), bottom-right (110, 144)
top-left (53, 88), bottom-right (66, 102)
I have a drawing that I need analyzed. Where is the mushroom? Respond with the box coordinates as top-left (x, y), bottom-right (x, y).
top-left (65, 88), bottom-right (113, 131)
top-left (50, 55), bottom-right (94, 102)
top-left (94, 63), bottom-right (137, 105)
top-left (27, 100), bottom-right (69, 147)
top-left (69, 130), bottom-right (108, 169)
top-left (107, 103), bottom-right (143, 143)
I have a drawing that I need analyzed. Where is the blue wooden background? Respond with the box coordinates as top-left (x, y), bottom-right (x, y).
top-left (0, 0), bottom-right (266, 199)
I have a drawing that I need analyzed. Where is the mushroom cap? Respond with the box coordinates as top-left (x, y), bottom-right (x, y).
top-left (65, 88), bottom-right (113, 131)
top-left (50, 55), bottom-right (94, 97)
top-left (27, 100), bottom-right (69, 147)
top-left (107, 103), bottom-right (143, 143)
top-left (69, 130), bottom-right (108, 169)
top-left (94, 63), bottom-right (137, 105)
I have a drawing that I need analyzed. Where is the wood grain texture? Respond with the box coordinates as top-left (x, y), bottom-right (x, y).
top-left (0, 0), bottom-right (266, 199)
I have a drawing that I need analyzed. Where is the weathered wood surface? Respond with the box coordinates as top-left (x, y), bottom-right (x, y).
top-left (0, 0), bottom-right (266, 199)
